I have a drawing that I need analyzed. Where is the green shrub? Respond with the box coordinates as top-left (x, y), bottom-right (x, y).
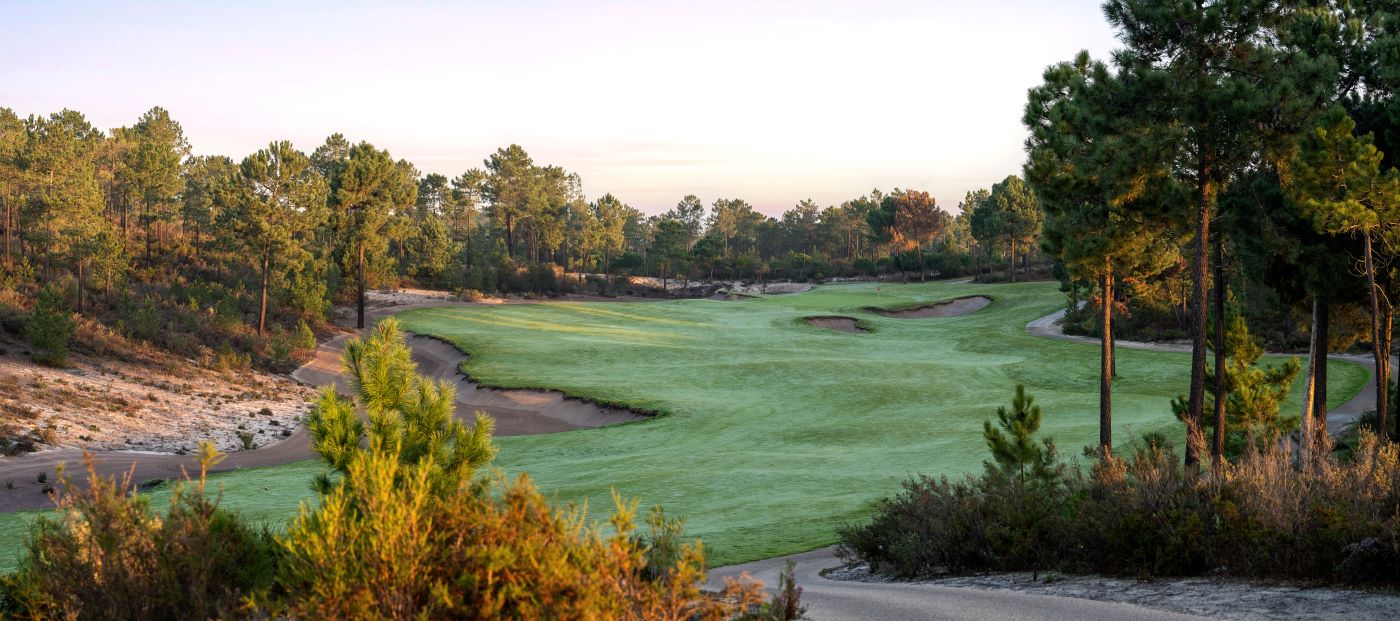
top-left (524, 262), bottom-right (559, 294)
top-left (25, 286), bottom-right (75, 367)
top-left (294, 319), bottom-right (316, 350)
top-left (266, 326), bottom-right (294, 369)
top-left (286, 267), bottom-right (330, 321)
top-left (839, 386), bottom-right (1400, 585)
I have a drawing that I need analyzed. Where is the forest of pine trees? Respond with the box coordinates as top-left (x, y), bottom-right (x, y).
top-left (0, 106), bottom-right (1047, 369)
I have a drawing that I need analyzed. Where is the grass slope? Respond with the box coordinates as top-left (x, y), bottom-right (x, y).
top-left (0, 281), bottom-right (1368, 571)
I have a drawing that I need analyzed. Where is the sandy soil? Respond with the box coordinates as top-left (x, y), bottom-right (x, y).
top-left (0, 290), bottom-right (650, 513)
top-left (0, 340), bottom-right (314, 455)
top-left (867, 296), bottom-right (991, 318)
top-left (805, 316), bottom-right (868, 333)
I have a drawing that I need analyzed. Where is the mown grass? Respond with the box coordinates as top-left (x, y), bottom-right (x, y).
top-left (0, 280), bottom-right (1368, 571)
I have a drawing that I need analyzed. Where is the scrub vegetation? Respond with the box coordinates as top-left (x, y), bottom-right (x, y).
top-left (0, 321), bottom-right (790, 620)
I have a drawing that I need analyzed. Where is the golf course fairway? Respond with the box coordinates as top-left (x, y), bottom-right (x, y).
top-left (0, 280), bottom-right (1369, 571)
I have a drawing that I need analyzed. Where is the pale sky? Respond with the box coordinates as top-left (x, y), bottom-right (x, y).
top-left (3, 1), bottom-right (1119, 215)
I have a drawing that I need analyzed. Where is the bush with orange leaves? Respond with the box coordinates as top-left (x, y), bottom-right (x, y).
top-left (274, 437), bottom-right (765, 620)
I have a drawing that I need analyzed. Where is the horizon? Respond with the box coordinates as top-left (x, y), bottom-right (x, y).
top-left (3, 0), bottom-right (1118, 215)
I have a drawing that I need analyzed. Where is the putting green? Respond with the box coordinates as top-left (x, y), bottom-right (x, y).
top-left (0, 280), bottom-right (1368, 571)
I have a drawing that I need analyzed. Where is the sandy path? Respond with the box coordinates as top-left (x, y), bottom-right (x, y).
top-left (0, 296), bottom-right (648, 513)
top-left (1026, 308), bottom-right (1380, 431)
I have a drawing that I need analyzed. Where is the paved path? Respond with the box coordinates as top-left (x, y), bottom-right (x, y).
top-left (1027, 308), bottom-right (1381, 432)
top-left (709, 548), bottom-right (1206, 621)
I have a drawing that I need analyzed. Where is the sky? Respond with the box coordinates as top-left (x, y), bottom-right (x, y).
top-left (2, 0), bottom-right (1121, 215)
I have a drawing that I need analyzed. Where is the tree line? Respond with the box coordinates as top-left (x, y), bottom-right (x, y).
top-left (0, 105), bottom-right (1046, 366)
top-left (1025, 0), bottom-right (1400, 466)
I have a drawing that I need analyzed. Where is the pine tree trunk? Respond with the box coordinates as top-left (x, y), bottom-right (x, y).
top-left (3, 194), bottom-right (10, 267)
top-left (1212, 229), bottom-right (1227, 474)
top-left (1300, 296), bottom-right (1319, 467)
top-left (258, 252), bottom-right (271, 337)
top-left (1110, 276), bottom-right (1119, 377)
top-left (1314, 301), bottom-right (1329, 441)
top-left (76, 256), bottom-right (85, 316)
top-left (1008, 239), bottom-right (1017, 283)
top-left (144, 200), bottom-right (152, 264)
top-left (1186, 169), bottom-right (1211, 468)
top-left (1100, 264), bottom-right (1113, 457)
top-left (505, 213), bottom-right (514, 261)
top-left (356, 241), bottom-right (366, 330)
top-left (1365, 233), bottom-right (1388, 441)
top-left (1387, 308), bottom-right (1395, 441)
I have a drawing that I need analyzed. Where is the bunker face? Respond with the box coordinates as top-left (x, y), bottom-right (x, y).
top-left (805, 315), bottom-right (868, 333)
top-left (866, 295), bottom-right (991, 318)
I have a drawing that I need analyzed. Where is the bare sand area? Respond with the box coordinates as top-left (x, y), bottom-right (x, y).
top-left (0, 340), bottom-right (314, 456)
top-left (866, 295), bottom-right (991, 318)
top-left (805, 316), bottom-right (869, 333)
top-left (0, 290), bottom-right (648, 513)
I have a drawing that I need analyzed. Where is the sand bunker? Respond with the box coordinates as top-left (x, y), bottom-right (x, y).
top-left (403, 335), bottom-right (647, 433)
top-left (728, 282), bottom-right (813, 295)
top-left (294, 334), bottom-right (647, 436)
top-left (805, 316), bottom-right (869, 333)
top-left (866, 296), bottom-right (991, 319)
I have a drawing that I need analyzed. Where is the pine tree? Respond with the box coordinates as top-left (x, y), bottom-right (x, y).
top-left (306, 317), bottom-right (496, 495)
top-left (26, 285), bottom-right (74, 367)
top-left (1025, 51), bottom-right (1183, 456)
top-left (231, 141), bottom-right (328, 336)
top-left (1287, 105), bottom-right (1400, 442)
top-left (1172, 305), bottom-right (1300, 457)
top-left (983, 385), bottom-right (1061, 488)
top-left (1104, 0), bottom-right (1327, 466)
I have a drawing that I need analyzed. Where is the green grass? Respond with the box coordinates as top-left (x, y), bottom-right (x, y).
top-left (0, 280), bottom-right (1368, 572)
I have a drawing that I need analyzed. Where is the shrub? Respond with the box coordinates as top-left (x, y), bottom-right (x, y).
top-left (275, 445), bottom-right (764, 620)
top-left (266, 327), bottom-right (294, 369)
top-left (0, 445), bottom-right (277, 620)
top-left (284, 318), bottom-right (767, 618)
top-left (213, 342), bottom-right (251, 372)
top-left (839, 386), bottom-right (1400, 585)
top-left (0, 287), bottom-right (28, 335)
top-left (25, 286), bottom-right (75, 367)
top-left (71, 315), bottom-right (136, 360)
top-left (1, 316), bottom-right (780, 619)
top-left (307, 317), bottom-right (497, 495)
top-left (294, 319), bottom-right (316, 350)
top-left (524, 262), bottom-right (559, 295)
